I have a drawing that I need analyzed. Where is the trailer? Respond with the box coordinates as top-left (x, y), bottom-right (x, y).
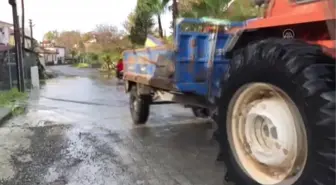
top-left (123, 0), bottom-right (335, 184)
top-left (123, 18), bottom-right (244, 121)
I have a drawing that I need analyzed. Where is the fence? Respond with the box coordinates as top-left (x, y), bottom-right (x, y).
top-left (0, 48), bottom-right (37, 90)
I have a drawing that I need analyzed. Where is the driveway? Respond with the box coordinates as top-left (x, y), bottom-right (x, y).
top-left (0, 65), bottom-right (226, 185)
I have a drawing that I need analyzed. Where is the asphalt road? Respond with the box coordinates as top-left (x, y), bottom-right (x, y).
top-left (0, 65), bottom-right (226, 185)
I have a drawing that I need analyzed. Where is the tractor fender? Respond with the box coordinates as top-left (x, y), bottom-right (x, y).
top-left (224, 30), bottom-right (244, 59)
top-left (225, 29), bottom-right (260, 59)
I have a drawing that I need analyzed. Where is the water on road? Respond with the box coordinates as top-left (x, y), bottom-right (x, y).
top-left (0, 65), bottom-right (226, 185)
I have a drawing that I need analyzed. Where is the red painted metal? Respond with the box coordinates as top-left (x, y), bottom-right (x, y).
top-left (242, 0), bottom-right (335, 53)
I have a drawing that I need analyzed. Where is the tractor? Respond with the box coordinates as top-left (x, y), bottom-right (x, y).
top-left (122, 0), bottom-right (335, 184)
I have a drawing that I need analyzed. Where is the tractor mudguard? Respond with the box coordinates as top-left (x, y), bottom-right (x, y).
top-left (224, 30), bottom-right (244, 59)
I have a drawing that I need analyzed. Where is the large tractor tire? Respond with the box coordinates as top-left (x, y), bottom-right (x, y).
top-left (129, 85), bottom-right (151, 125)
top-left (216, 38), bottom-right (335, 185)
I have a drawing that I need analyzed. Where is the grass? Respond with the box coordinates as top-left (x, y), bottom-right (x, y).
top-left (0, 88), bottom-right (27, 114)
top-left (74, 63), bottom-right (90, 68)
top-left (0, 88), bottom-right (28, 112)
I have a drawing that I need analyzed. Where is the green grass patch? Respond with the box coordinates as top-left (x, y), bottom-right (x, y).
top-left (74, 63), bottom-right (90, 68)
top-left (0, 88), bottom-right (28, 108)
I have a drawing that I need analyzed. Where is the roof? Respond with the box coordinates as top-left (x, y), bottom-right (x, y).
top-left (0, 20), bottom-right (13, 27)
top-left (41, 41), bottom-right (66, 48)
top-left (40, 47), bottom-right (58, 54)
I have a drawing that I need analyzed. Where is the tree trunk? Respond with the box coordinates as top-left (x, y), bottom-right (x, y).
top-left (157, 14), bottom-right (163, 38)
top-left (172, 0), bottom-right (179, 34)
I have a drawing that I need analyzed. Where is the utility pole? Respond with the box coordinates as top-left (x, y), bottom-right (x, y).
top-left (9, 0), bottom-right (25, 92)
top-left (21, 0), bottom-right (25, 49)
top-left (29, 19), bottom-right (34, 49)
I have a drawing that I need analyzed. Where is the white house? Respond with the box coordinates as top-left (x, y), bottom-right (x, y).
top-left (40, 41), bottom-right (66, 65)
top-left (0, 20), bottom-right (11, 45)
top-left (55, 46), bottom-right (65, 64)
top-left (44, 46), bottom-right (65, 64)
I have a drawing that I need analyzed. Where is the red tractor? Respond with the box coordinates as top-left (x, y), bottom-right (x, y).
top-left (215, 0), bottom-right (335, 184)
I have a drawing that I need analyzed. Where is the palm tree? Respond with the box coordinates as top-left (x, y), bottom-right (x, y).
top-left (141, 0), bottom-right (181, 37)
top-left (142, 0), bottom-right (170, 38)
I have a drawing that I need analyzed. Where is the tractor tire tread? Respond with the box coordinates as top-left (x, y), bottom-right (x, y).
top-left (217, 38), bottom-right (335, 185)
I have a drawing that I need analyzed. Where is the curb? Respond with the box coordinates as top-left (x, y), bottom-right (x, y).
top-left (0, 108), bottom-right (13, 125)
top-left (0, 102), bottom-right (28, 126)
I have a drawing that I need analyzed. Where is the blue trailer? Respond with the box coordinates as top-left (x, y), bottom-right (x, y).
top-left (123, 6), bottom-right (335, 184)
top-left (123, 18), bottom-right (245, 122)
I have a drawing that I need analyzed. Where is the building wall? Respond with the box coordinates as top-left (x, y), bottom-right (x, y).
top-left (44, 54), bottom-right (56, 65)
top-left (45, 47), bottom-right (65, 64)
top-left (0, 26), bottom-right (10, 45)
top-left (56, 47), bottom-right (65, 63)
top-left (9, 35), bottom-right (32, 49)
top-left (56, 47), bottom-right (65, 58)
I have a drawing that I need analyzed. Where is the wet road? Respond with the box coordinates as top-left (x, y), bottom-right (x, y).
top-left (0, 65), bottom-right (226, 185)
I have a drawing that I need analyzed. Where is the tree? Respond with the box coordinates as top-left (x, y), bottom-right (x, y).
top-left (178, 0), bottom-right (259, 21)
top-left (123, 12), bottom-right (136, 34)
top-left (81, 32), bottom-right (95, 42)
top-left (129, 13), bottom-right (154, 45)
top-left (55, 31), bottom-right (82, 53)
top-left (128, 0), bottom-right (155, 46)
top-left (226, 0), bottom-right (261, 21)
top-left (101, 53), bottom-right (113, 71)
top-left (141, 0), bottom-right (170, 38)
top-left (43, 30), bottom-right (59, 41)
top-left (70, 49), bottom-right (77, 59)
top-left (94, 24), bottom-right (124, 52)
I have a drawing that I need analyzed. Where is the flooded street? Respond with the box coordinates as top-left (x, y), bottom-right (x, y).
top-left (0, 65), bottom-right (225, 185)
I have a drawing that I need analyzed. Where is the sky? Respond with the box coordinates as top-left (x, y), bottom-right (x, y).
top-left (0, 0), bottom-right (172, 41)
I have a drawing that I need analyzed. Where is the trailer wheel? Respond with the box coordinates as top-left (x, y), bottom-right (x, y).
top-left (216, 39), bottom-right (335, 185)
top-left (191, 107), bottom-right (210, 118)
top-left (129, 86), bottom-right (150, 125)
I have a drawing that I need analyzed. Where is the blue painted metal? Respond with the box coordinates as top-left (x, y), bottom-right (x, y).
top-left (123, 18), bottom-right (245, 98)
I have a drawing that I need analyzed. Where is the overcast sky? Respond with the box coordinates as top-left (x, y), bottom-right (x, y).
top-left (0, 0), bottom-right (172, 41)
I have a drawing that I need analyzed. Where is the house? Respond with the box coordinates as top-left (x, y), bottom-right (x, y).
top-left (8, 28), bottom-right (36, 50)
top-left (40, 40), bottom-right (66, 65)
top-left (40, 48), bottom-right (58, 65)
top-left (1, 20), bottom-right (39, 50)
top-left (0, 20), bottom-right (44, 89)
top-left (0, 20), bottom-right (12, 45)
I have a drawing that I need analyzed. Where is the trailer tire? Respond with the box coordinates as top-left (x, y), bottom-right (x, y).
top-left (191, 107), bottom-right (210, 118)
top-left (129, 86), bottom-right (150, 125)
top-left (216, 38), bottom-right (335, 185)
